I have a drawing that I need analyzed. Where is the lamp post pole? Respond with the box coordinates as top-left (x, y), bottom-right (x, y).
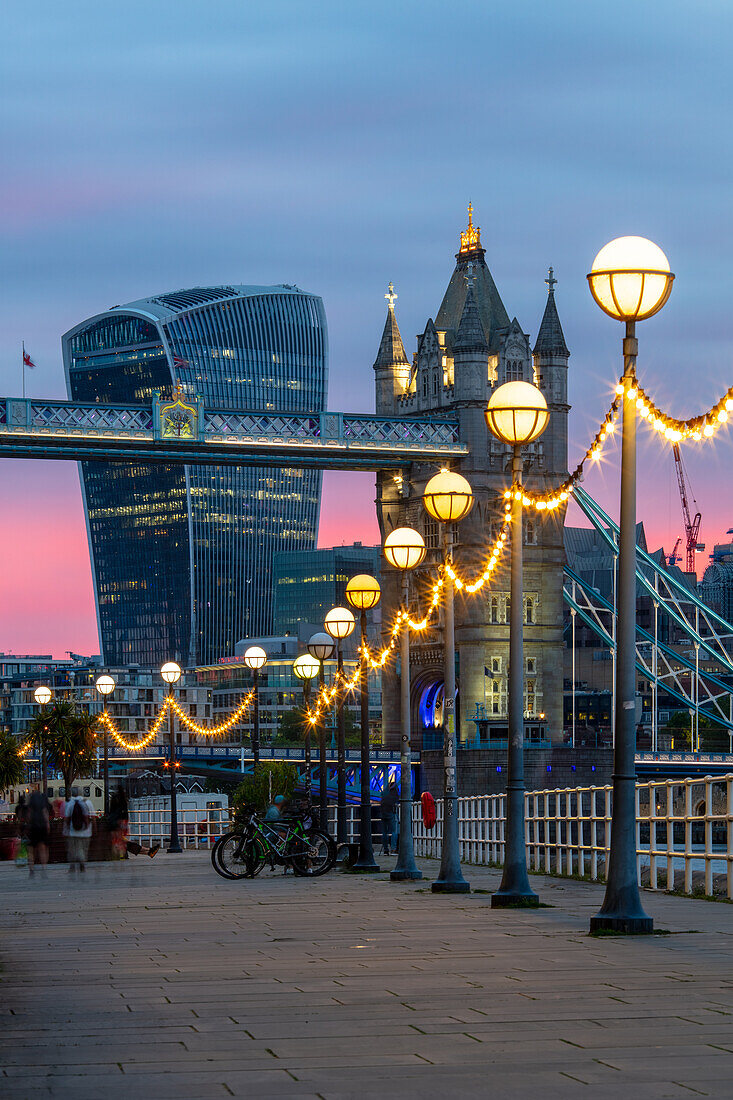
top-left (433, 522), bottom-right (468, 893)
top-left (590, 321), bottom-right (652, 932)
top-left (167, 681), bottom-right (182, 854)
top-left (586, 234), bottom-right (673, 934)
top-left (318, 659), bottom-right (328, 830)
top-left (252, 667), bottom-right (260, 772)
top-left (492, 446), bottom-right (538, 907)
top-left (354, 605), bottom-right (380, 871)
top-left (391, 574), bottom-right (421, 881)
top-left (302, 679), bottom-right (312, 799)
top-left (33, 686), bottom-right (52, 805)
top-left (335, 640), bottom-right (347, 845)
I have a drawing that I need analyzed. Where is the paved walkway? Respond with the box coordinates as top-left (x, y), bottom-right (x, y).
top-left (2, 854), bottom-right (733, 1099)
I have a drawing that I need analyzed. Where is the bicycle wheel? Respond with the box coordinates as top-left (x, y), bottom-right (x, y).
top-left (288, 829), bottom-right (336, 877)
top-left (211, 833), bottom-right (237, 879)
top-left (217, 832), bottom-right (262, 879)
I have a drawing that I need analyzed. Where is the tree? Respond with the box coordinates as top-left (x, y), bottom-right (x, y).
top-left (41, 702), bottom-right (98, 798)
top-left (662, 709), bottom-right (727, 752)
top-left (274, 705), bottom-right (361, 748)
top-left (232, 762), bottom-right (298, 817)
top-left (0, 730), bottom-right (24, 794)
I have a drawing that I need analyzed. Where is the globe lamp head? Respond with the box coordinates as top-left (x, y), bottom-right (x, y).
top-left (244, 646), bottom-right (267, 671)
top-left (160, 661), bottom-right (182, 684)
top-left (423, 469), bottom-right (474, 524)
top-left (34, 685), bottom-right (52, 706)
top-left (485, 380), bottom-right (549, 446)
top-left (588, 236), bottom-right (673, 322)
top-left (346, 574), bottom-right (381, 610)
top-left (307, 632), bottom-right (334, 661)
top-left (324, 606), bottom-right (356, 640)
top-left (292, 653), bottom-right (320, 681)
top-left (383, 527), bottom-right (426, 571)
top-left (95, 674), bottom-right (115, 697)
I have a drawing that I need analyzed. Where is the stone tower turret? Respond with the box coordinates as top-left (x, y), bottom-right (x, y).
top-left (373, 282), bottom-right (411, 415)
top-left (532, 267), bottom-right (570, 480)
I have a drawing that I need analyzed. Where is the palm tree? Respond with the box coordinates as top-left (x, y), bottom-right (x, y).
top-left (42, 702), bottom-right (98, 798)
top-left (0, 730), bottom-right (24, 794)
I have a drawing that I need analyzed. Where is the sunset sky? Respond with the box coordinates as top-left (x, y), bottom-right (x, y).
top-left (2, 1), bottom-right (733, 657)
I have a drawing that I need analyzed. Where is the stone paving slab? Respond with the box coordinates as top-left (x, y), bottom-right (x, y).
top-left (2, 853), bottom-right (733, 1098)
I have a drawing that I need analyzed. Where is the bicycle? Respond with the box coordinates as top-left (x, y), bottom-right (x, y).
top-left (212, 804), bottom-right (335, 880)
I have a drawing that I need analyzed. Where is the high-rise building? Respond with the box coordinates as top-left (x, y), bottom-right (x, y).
top-left (63, 285), bottom-right (328, 667)
top-left (272, 543), bottom-right (381, 636)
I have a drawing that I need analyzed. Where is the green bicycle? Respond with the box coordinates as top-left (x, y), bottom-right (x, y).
top-left (212, 806), bottom-right (336, 880)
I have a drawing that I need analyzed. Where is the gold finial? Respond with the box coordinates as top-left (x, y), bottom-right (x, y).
top-left (545, 266), bottom-right (557, 293)
top-left (460, 202), bottom-right (481, 253)
top-left (385, 281), bottom-right (398, 310)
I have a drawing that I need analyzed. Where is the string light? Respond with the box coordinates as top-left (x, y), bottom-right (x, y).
top-left (96, 689), bottom-right (255, 751)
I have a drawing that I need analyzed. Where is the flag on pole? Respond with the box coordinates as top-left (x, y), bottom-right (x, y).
top-left (172, 355), bottom-right (189, 369)
top-left (23, 348), bottom-right (36, 370)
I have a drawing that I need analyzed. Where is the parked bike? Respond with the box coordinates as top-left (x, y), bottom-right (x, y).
top-left (211, 802), bottom-right (336, 880)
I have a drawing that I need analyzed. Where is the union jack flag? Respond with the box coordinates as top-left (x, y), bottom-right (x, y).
top-left (23, 348), bottom-right (35, 369)
top-left (172, 355), bottom-right (189, 369)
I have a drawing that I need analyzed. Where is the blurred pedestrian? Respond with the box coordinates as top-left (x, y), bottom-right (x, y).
top-left (64, 791), bottom-right (95, 873)
top-left (108, 784), bottom-right (159, 859)
top-left (379, 780), bottom-right (399, 855)
top-left (27, 788), bottom-right (52, 877)
top-left (14, 794), bottom-right (28, 867)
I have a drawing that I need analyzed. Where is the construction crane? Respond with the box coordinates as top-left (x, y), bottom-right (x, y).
top-left (672, 443), bottom-right (704, 574)
top-left (667, 536), bottom-right (682, 566)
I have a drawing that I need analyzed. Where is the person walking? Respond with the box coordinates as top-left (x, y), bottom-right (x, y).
top-left (64, 790), bottom-right (95, 873)
top-left (27, 788), bottom-right (52, 877)
top-left (379, 780), bottom-right (399, 856)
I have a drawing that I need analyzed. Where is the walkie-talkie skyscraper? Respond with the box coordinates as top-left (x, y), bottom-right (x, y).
top-left (63, 285), bottom-right (328, 667)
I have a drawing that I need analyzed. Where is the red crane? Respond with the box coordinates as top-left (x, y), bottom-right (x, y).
top-left (672, 443), bottom-right (704, 574)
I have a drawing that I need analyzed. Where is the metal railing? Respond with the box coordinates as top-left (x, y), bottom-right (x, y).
top-left (127, 805), bottom-right (368, 849)
top-left (411, 773), bottom-right (733, 899)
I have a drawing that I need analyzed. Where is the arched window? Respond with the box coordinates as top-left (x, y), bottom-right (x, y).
top-left (525, 597), bottom-right (534, 624)
top-left (422, 373), bottom-right (428, 398)
top-left (505, 596), bottom-right (511, 622)
top-left (490, 596), bottom-right (499, 624)
top-left (506, 359), bottom-right (524, 381)
top-left (526, 679), bottom-right (536, 715)
top-left (525, 519), bottom-right (537, 546)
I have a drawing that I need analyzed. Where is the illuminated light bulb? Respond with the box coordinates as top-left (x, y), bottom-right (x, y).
top-left (591, 448), bottom-right (600, 460)
top-left (718, 409), bottom-right (728, 423)
top-left (692, 431), bottom-right (701, 441)
top-left (636, 398), bottom-right (645, 410)
top-left (615, 384), bottom-right (624, 395)
top-left (522, 496), bottom-right (530, 506)
top-left (704, 423), bottom-right (714, 437)
top-left (536, 501), bottom-right (547, 510)
top-left (653, 418), bottom-right (664, 431)
top-left (504, 490), bottom-right (512, 498)
top-left (514, 491), bottom-right (522, 501)
top-left (607, 422), bottom-right (615, 433)
top-left (726, 398), bottom-right (733, 412)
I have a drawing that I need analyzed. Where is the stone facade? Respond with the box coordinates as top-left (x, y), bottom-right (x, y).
top-left (374, 210), bottom-right (570, 751)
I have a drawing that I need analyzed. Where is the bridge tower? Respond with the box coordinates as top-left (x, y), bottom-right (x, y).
top-left (374, 209), bottom-right (570, 756)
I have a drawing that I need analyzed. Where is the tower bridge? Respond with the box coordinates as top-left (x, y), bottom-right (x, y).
top-left (4, 210), bottom-right (733, 767)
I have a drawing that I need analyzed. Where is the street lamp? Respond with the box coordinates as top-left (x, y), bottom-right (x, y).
top-left (244, 646), bottom-right (267, 772)
top-left (161, 661), bottom-right (182, 853)
top-left (324, 605), bottom-right (356, 845)
top-left (383, 527), bottom-right (426, 881)
top-left (586, 235), bottom-right (674, 934)
top-left (422, 472), bottom-right (473, 893)
top-left (34, 685), bottom-right (51, 799)
top-left (485, 380), bottom-right (549, 907)
top-left (95, 674), bottom-right (115, 815)
top-left (346, 573), bottom-right (382, 873)
top-left (292, 653), bottom-right (320, 802)
top-left (307, 631), bottom-right (335, 831)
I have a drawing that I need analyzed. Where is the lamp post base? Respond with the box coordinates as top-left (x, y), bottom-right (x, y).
top-left (431, 880), bottom-right (470, 894)
top-left (590, 913), bottom-right (653, 934)
top-left (390, 868), bottom-right (422, 881)
top-left (167, 841), bottom-right (182, 854)
top-left (491, 890), bottom-right (539, 909)
top-left (352, 863), bottom-right (382, 873)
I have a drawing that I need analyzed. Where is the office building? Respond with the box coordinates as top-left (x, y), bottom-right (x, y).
top-left (272, 543), bottom-right (381, 636)
top-left (63, 285), bottom-right (328, 667)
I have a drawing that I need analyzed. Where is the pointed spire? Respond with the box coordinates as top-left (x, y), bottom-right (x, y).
top-left (453, 264), bottom-right (488, 352)
top-left (373, 281), bottom-right (409, 370)
top-left (533, 266), bottom-right (569, 358)
top-left (459, 201), bottom-right (482, 254)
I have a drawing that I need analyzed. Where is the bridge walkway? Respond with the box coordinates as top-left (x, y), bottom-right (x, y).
top-left (2, 854), bottom-right (733, 1098)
